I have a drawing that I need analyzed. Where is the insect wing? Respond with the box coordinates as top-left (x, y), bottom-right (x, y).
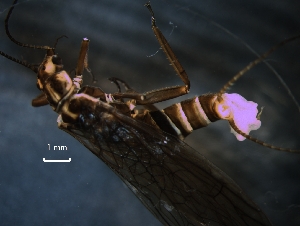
top-left (59, 100), bottom-right (272, 226)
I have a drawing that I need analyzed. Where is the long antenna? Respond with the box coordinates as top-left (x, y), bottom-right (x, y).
top-left (0, 50), bottom-right (37, 72)
top-left (0, 0), bottom-right (56, 72)
top-left (219, 35), bottom-right (300, 153)
top-left (219, 34), bottom-right (300, 95)
top-left (5, 0), bottom-right (54, 50)
top-left (228, 120), bottom-right (300, 153)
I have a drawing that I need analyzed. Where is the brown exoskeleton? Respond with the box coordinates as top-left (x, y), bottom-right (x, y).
top-left (1, 0), bottom-right (300, 225)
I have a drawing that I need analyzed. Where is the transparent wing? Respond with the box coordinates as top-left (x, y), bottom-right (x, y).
top-left (59, 101), bottom-right (272, 226)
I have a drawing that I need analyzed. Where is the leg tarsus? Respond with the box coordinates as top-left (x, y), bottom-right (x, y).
top-left (109, 77), bottom-right (139, 93)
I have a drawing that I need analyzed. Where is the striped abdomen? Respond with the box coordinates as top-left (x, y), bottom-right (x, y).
top-left (134, 93), bottom-right (221, 140)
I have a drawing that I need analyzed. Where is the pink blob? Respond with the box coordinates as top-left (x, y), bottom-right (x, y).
top-left (215, 93), bottom-right (261, 141)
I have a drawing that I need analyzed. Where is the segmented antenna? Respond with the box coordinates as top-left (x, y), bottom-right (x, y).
top-left (219, 34), bottom-right (300, 95)
top-left (0, 0), bottom-right (56, 72)
top-left (0, 50), bottom-right (37, 72)
top-left (228, 120), bottom-right (300, 153)
top-left (5, 0), bottom-right (54, 50)
top-left (53, 35), bottom-right (68, 49)
top-left (181, 6), bottom-right (300, 113)
top-left (220, 35), bottom-right (300, 153)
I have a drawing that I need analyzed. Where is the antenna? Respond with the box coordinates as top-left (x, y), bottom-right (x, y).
top-left (0, 0), bottom-right (56, 72)
top-left (219, 35), bottom-right (300, 153)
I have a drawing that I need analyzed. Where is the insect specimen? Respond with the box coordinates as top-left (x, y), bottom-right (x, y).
top-left (0, 0), bottom-right (300, 226)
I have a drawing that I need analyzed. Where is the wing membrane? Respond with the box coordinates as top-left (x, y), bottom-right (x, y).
top-left (59, 101), bottom-right (272, 226)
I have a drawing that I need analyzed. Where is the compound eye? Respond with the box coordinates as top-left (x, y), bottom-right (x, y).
top-left (52, 55), bottom-right (62, 65)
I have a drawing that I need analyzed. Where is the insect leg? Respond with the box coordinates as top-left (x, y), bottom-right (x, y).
top-left (71, 38), bottom-right (109, 101)
top-left (75, 38), bottom-right (97, 83)
top-left (32, 93), bottom-right (49, 107)
top-left (75, 38), bottom-right (89, 76)
top-left (109, 77), bottom-right (159, 111)
top-left (109, 77), bottom-right (123, 93)
top-left (101, 2), bottom-right (190, 105)
top-left (110, 85), bottom-right (188, 105)
top-left (144, 2), bottom-right (190, 90)
top-left (83, 3), bottom-right (189, 105)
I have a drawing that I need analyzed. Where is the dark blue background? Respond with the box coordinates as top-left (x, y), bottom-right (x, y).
top-left (0, 0), bottom-right (300, 225)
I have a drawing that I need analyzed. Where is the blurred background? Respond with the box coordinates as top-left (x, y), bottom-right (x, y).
top-left (0, 0), bottom-right (300, 225)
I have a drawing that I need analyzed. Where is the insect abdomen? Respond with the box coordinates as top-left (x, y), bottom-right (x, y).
top-left (151, 94), bottom-right (220, 139)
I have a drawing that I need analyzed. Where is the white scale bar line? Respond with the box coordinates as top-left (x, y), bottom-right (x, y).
top-left (43, 158), bottom-right (71, 162)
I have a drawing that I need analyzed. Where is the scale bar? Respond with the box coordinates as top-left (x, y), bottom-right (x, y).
top-left (43, 158), bottom-right (71, 162)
